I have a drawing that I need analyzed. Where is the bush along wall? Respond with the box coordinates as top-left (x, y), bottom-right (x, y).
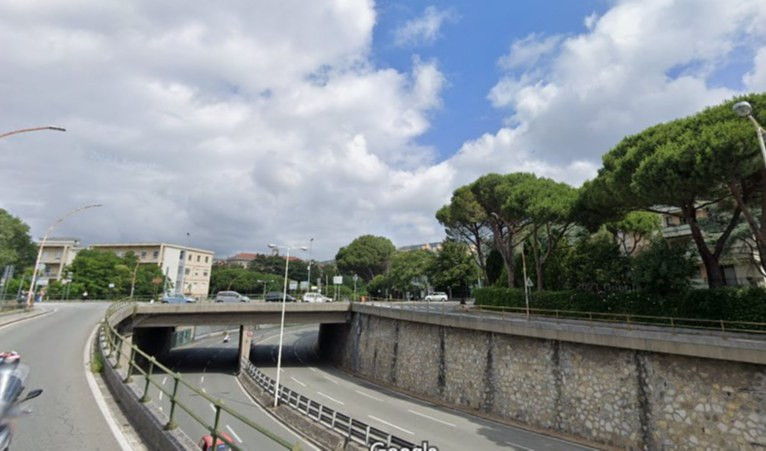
top-left (474, 287), bottom-right (766, 323)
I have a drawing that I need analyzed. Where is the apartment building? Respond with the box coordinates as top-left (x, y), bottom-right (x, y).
top-left (89, 243), bottom-right (214, 298)
top-left (37, 237), bottom-right (82, 283)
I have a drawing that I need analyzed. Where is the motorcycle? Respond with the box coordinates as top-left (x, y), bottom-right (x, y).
top-left (0, 362), bottom-right (43, 450)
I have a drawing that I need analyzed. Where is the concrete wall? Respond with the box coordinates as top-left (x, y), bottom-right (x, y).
top-left (319, 314), bottom-right (766, 449)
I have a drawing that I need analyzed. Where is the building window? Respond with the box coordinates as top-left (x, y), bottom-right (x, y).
top-left (141, 251), bottom-right (147, 258)
top-left (184, 268), bottom-right (190, 275)
top-left (153, 251), bottom-right (159, 258)
top-left (197, 255), bottom-right (200, 262)
top-left (203, 271), bottom-right (208, 277)
top-left (205, 256), bottom-right (209, 263)
top-left (188, 254), bottom-right (192, 261)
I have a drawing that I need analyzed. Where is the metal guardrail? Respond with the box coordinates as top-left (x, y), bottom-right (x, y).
top-left (473, 305), bottom-right (766, 334)
top-left (241, 360), bottom-right (417, 449)
top-left (101, 301), bottom-right (299, 451)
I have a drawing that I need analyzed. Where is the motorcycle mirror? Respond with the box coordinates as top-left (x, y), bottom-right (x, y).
top-left (19, 389), bottom-right (43, 403)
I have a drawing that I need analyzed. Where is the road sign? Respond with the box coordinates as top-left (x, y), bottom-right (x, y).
top-left (333, 276), bottom-right (343, 285)
top-left (289, 281), bottom-right (298, 291)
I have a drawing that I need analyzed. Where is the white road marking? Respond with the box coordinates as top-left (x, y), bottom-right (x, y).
top-left (291, 377), bottom-right (307, 387)
top-left (407, 409), bottom-right (456, 427)
top-left (202, 388), bottom-right (207, 393)
top-left (209, 403), bottom-right (216, 413)
top-left (226, 425), bottom-right (244, 444)
top-left (354, 390), bottom-right (382, 402)
top-left (159, 391), bottom-right (163, 401)
top-left (317, 391), bottom-right (345, 405)
top-left (308, 367), bottom-right (318, 373)
top-left (322, 375), bottom-right (339, 384)
top-left (367, 415), bottom-right (414, 435)
top-left (161, 377), bottom-right (167, 385)
top-left (200, 376), bottom-right (205, 384)
top-left (83, 325), bottom-right (133, 451)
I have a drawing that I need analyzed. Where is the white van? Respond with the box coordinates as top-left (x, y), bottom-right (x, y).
top-left (302, 292), bottom-right (331, 303)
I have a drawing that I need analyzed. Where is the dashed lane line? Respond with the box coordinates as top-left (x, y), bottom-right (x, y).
top-left (354, 390), bottom-right (382, 402)
top-left (322, 374), bottom-right (339, 384)
top-left (406, 409), bottom-right (456, 427)
top-left (367, 415), bottom-right (414, 435)
top-left (226, 425), bottom-right (244, 444)
top-left (290, 377), bottom-right (307, 387)
top-left (317, 392), bottom-right (345, 405)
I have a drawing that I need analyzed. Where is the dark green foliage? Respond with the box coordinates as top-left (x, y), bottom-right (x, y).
top-left (563, 231), bottom-right (631, 293)
top-left (475, 286), bottom-right (766, 324)
top-left (485, 249), bottom-right (504, 286)
top-left (427, 240), bottom-right (479, 297)
top-left (0, 209), bottom-right (36, 270)
top-left (631, 239), bottom-right (697, 294)
top-left (335, 235), bottom-right (396, 282)
top-left (249, 254), bottom-right (308, 282)
top-left (60, 249), bottom-right (166, 299)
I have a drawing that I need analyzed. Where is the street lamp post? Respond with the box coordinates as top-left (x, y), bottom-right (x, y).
top-left (732, 101), bottom-right (766, 166)
top-left (27, 204), bottom-right (102, 307)
top-left (306, 238), bottom-right (313, 294)
top-left (267, 243), bottom-right (307, 408)
top-left (0, 126), bottom-right (66, 140)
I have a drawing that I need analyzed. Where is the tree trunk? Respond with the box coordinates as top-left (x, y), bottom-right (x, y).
top-left (684, 205), bottom-right (725, 288)
top-left (531, 228), bottom-right (543, 291)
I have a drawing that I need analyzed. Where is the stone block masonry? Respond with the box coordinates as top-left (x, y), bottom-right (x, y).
top-left (319, 314), bottom-right (766, 449)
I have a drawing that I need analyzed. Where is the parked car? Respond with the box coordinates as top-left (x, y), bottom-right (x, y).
top-left (302, 292), bottom-right (332, 303)
top-left (424, 292), bottom-right (448, 302)
top-left (264, 291), bottom-right (297, 302)
top-left (161, 294), bottom-right (196, 304)
top-left (215, 291), bottom-right (250, 303)
top-left (198, 432), bottom-right (234, 450)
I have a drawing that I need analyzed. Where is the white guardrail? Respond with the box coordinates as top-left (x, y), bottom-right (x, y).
top-left (242, 360), bottom-right (418, 449)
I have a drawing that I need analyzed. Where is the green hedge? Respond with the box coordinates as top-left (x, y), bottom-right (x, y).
top-left (475, 286), bottom-right (766, 323)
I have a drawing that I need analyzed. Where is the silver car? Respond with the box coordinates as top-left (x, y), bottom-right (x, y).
top-left (215, 291), bottom-right (250, 303)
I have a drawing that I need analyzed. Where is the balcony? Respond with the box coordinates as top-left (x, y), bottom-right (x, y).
top-left (662, 224), bottom-right (691, 239)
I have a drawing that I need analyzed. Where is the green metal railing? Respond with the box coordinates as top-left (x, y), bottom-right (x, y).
top-left (472, 305), bottom-right (766, 334)
top-left (100, 302), bottom-right (299, 450)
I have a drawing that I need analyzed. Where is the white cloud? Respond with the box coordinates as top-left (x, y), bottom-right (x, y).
top-left (393, 6), bottom-right (457, 47)
top-left (744, 47), bottom-right (766, 91)
top-left (497, 33), bottom-right (563, 70)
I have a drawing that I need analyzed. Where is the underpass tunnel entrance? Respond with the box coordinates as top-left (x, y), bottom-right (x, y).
top-left (248, 324), bottom-right (322, 369)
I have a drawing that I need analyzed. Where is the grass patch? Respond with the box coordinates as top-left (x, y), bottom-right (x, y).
top-left (90, 348), bottom-right (104, 373)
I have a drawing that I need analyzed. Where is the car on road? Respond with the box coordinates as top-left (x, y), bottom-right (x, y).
top-left (424, 292), bottom-right (448, 302)
top-left (215, 291), bottom-right (250, 303)
top-left (161, 294), bottom-right (196, 304)
top-left (264, 291), bottom-right (297, 302)
top-left (198, 432), bottom-right (234, 450)
top-left (302, 292), bottom-right (332, 303)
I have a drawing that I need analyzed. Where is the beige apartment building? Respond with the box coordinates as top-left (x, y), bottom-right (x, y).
top-left (37, 237), bottom-right (82, 283)
top-left (90, 243), bottom-right (214, 298)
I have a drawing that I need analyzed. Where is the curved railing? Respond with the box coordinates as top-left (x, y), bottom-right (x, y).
top-left (100, 301), bottom-right (299, 451)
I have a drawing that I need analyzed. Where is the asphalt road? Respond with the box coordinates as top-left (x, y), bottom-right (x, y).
top-left (0, 302), bottom-right (120, 450)
top-left (166, 322), bottom-right (594, 451)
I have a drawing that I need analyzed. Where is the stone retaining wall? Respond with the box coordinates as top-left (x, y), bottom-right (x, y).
top-left (319, 314), bottom-right (766, 449)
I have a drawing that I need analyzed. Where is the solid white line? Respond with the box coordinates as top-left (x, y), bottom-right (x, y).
top-left (209, 403), bottom-right (216, 413)
top-left (159, 391), bottom-right (163, 401)
top-left (367, 415), bottom-right (414, 435)
top-left (0, 308), bottom-right (56, 332)
top-left (407, 409), bottom-right (456, 427)
top-left (317, 391), bottom-right (345, 405)
top-left (161, 377), bottom-right (167, 385)
top-left (83, 325), bottom-right (133, 451)
top-left (226, 425), bottom-right (243, 444)
top-left (322, 375), bottom-right (339, 384)
top-left (308, 367), bottom-right (318, 373)
top-left (291, 377), bottom-right (307, 387)
top-left (354, 390), bottom-right (382, 402)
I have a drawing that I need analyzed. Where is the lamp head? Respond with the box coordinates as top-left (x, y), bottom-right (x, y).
top-left (299, 246), bottom-right (308, 251)
top-left (268, 244), bottom-right (277, 249)
top-left (733, 101), bottom-right (753, 118)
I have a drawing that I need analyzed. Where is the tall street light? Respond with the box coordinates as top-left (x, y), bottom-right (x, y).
top-left (27, 204), bottom-right (102, 307)
top-left (267, 243), bottom-right (307, 408)
top-left (0, 126), bottom-right (66, 140)
top-left (306, 238), bottom-right (314, 294)
top-left (732, 101), bottom-right (766, 166)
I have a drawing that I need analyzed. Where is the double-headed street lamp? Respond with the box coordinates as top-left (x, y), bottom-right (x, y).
top-left (267, 243), bottom-right (307, 407)
top-left (27, 204), bottom-right (102, 307)
top-left (0, 126), bottom-right (66, 140)
top-left (732, 101), bottom-right (766, 166)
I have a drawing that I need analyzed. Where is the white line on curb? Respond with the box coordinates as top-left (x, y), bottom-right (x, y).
top-left (367, 415), bottom-right (414, 435)
top-left (226, 425), bottom-right (243, 444)
top-left (407, 409), bottom-right (456, 427)
top-left (354, 390), bottom-right (382, 402)
top-left (317, 391), bottom-right (344, 405)
top-left (84, 324), bottom-right (133, 451)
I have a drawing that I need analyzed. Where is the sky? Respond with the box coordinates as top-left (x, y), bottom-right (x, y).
top-left (1, 0), bottom-right (765, 261)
